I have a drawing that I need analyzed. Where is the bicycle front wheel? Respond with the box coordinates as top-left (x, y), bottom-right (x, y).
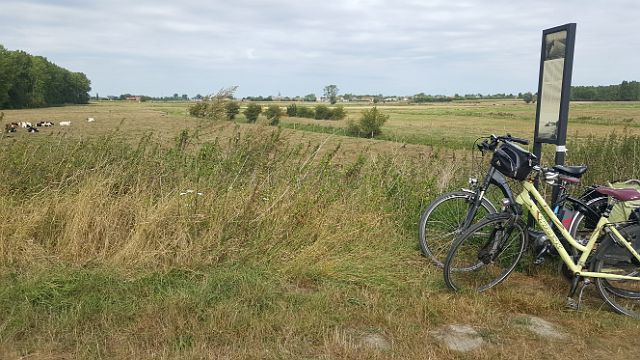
top-left (418, 191), bottom-right (497, 267)
top-left (444, 213), bottom-right (527, 292)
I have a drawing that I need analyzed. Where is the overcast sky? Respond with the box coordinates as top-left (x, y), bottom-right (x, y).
top-left (1, 0), bottom-right (638, 98)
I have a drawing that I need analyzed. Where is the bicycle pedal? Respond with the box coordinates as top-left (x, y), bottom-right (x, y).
top-left (533, 257), bottom-right (545, 265)
top-left (565, 297), bottom-right (579, 310)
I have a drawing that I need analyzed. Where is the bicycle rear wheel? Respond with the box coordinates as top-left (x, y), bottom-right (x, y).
top-left (418, 191), bottom-right (496, 267)
top-left (593, 258), bottom-right (640, 318)
top-left (592, 225), bottom-right (640, 318)
top-left (444, 213), bottom-right (527, 292)
top-left (568, 196), bottom-right (609, 245)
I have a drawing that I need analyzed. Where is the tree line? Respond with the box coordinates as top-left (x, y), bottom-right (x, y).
top-left (571, 81), bottom-right (640, 101)
top-left (0, 45), bottom-right (91, 109)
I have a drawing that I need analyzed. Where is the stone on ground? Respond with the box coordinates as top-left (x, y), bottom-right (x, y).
top-left (431, 324), bottom-right (484, 352)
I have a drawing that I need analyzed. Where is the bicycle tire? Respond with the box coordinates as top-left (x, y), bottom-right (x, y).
top-left (592, 224), bottom-right (640, 318)
top-left (593, 258), bottom-right (640, 318)
top-left (418, 190), bottom-right (497, 267)
top-left (567, 196), bottom-right (609, 245)
top-left (444, 213), bottom-right (527, 292)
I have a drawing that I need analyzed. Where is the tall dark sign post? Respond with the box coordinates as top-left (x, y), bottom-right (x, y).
top-left (533, 23), bottom-right (576, 203)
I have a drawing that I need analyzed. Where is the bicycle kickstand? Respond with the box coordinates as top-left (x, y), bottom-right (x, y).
top-left (565, 277), bottom-right (591, 310)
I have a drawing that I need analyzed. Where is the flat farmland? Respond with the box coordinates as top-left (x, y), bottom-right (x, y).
top-left (4, 99), bottom-right (640, 147)
top-left (281, 100), bottom-right (640, 147)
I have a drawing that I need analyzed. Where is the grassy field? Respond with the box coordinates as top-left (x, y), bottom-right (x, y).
top-left (1, 101), bottom-right (640, 359)
top-left (279, 99), bottom-right (640, 148)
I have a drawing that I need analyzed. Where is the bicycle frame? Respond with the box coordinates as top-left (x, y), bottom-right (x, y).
top-left (460, 167), bottom-right (514, 230)
top-left (516, 181), bottom-right (640, 281)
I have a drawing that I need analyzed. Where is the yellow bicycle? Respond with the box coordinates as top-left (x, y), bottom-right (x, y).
top-left (443, 139), bottom-right (640, 318)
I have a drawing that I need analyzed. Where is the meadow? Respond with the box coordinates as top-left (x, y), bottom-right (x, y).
top-left (1, 100), bottom-right (640, 359)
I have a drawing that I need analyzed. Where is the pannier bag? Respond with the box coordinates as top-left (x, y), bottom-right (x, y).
top-left (491, 141), bottom-right (538, 181)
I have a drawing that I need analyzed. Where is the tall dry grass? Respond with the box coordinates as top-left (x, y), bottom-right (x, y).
top-left (0, 126), bottom-right (462, 281)
top-left (3, 126), bottom-right (640, 359)
top-left (2, 128), bottom-right (638, 272)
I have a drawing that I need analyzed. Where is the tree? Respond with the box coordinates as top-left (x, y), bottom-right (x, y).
top-left (619, 80), bottom-right (640, 101)
top-left (244, 103), bottom-right (262, 123)
top-left (0, 46), bottom-right (91, 109)
top-left (303, 93), bottom-right (317, 102)
top-left (347, 106), bottom-right (389, 138)
top-left (522, 92), bottom-right (534, 104)
top-left (324, 85), bottom-right (339, 104)
top-left (0, 45), bottom-right (11, 108)
top-left (264, 105), bottom-right (283, 125)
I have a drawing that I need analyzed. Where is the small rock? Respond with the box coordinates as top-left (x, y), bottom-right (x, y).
top-left (431, 324), bottom-right (484, 352)
top-left (514, 315), bottom-right (566, 339)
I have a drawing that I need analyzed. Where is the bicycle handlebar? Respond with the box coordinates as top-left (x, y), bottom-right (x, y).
top-left (477, 134), bottom-right (529, 153)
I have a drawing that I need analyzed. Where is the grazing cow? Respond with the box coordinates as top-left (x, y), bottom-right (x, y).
top-left (19, 121), bottom-right (32, 128)
top-left (4, 123), bottom-right (17, 133)
top-left (87, 117), bottom-right (95, 122)
top-left (37, 121), bottom-right (54, 127)
top-left (59, 121), bottom-right (71, 126)
top-left (26, 125), bottom-right (39, 133)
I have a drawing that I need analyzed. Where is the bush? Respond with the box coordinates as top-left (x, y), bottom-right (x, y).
top-left (188, 102), bottom-right (207, 117)
top-left (330, 105), bottom-right (347, 120)
top-left (244, 103), bottom-right (262, 123)
top-left (264, 105), bottom-right (283, 125)
top-left (187, 87), bottom-right (237, 121)
top-left (314, 105), bottom-right (332, 120)
top-left (347, 106), bottom-right (389, 138)
top-left (286, 103), bottom-right (297, 117)
top-left (225, 101), bottom-right (240, 120)
top-left (296, 106), bottom-right (314, 119)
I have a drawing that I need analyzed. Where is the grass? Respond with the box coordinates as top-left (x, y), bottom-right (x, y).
top-left (278, 99), bottom-right (640, 146)
top-left (1, 101), bottom-right (640, 358)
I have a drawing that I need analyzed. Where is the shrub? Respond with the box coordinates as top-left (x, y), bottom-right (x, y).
top-left (347, 106), bottom-right (389, 138)
top-left (296, 106), bottom-right (314, 119)
top-left (225, 101), bottom-right (240, 120)
top-left (187, 87), bottom-right (237, 121)
top-left (264, 105), bottom-right (283, 125)
top-left (286, 103), bottom-right (297, 117)
top-left (314, 105), bottom-right (332, 120)
top-left (188, 102), bottom-right (208, 117)
top-left (330, 105), bottom-right (347, 120)
top-left (244, 103), bottom-right (262, 123)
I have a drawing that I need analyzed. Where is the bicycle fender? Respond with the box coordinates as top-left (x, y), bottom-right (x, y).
top-left (592, 223), bottom-right (640, 265)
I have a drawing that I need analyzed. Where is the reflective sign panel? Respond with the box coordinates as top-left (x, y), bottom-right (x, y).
top-left (534, 25), bottom-right (575, 145)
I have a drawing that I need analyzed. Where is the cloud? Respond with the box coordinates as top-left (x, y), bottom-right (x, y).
top-left (0, 0), bottom-right (638, 96)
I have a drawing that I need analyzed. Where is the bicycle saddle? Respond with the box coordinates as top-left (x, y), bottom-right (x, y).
top-left (553, 165), bottom-right (588, 178)
top-left (595, 186), bottom-right (640, 202)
